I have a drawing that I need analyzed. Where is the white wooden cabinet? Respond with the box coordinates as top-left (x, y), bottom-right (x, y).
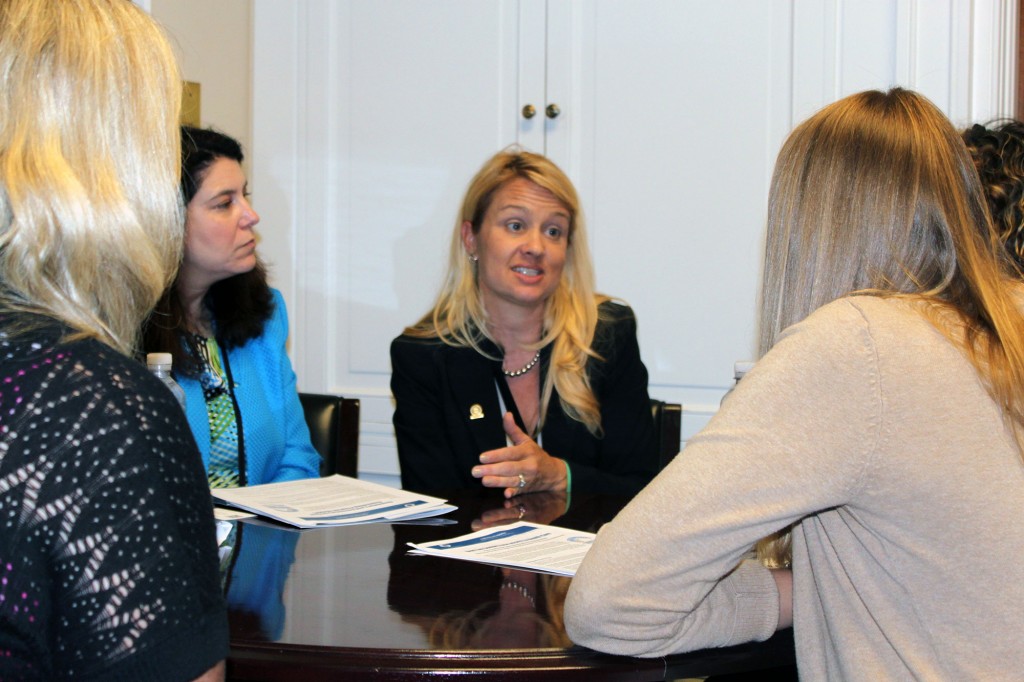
top-left (252, 0), bottom-right (1016, 481)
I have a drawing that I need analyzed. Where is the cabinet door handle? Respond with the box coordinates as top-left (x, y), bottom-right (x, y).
top-left (545, 103), bottom-right (561, 119)
top-left (522, 104), bottom-right (537, 119)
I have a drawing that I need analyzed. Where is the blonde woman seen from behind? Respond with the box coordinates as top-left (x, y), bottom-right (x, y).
top-left (565, 88), bottom-right (1024, 680)
top-left (0, 1), bottom-right (226, 679)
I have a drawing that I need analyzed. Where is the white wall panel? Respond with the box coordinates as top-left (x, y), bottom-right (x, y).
top-left (837, 1), bottom-right (899, 95)
top-left (150, 0), bottom-right (253, 158)
top-left (252, 0), bottom-right (299, 333)
top-left (900, 0), bottom-right (959, 116)
top-left (345, 2), bottom-right (522, 376)
top-left (970, 0), bottom-right (1019, 121)
top-left (571, 1), bottom-right (787, 411)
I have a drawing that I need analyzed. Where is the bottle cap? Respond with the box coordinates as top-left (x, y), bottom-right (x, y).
top-left (146, 352), bottom-right (173, 367)
top-left (734, 361), bottom-right (755, 381)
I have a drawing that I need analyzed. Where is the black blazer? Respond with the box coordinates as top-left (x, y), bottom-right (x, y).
top-left (390, 301), bottom-right (658, 497)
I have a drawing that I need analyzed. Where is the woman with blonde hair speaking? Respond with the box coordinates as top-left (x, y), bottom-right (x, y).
top-left (0, 1), bottom-right (226, 679)
top-left (566, 89), bottom-right (1024, 679)
top-left (391, 149), bottom-right (658, 499)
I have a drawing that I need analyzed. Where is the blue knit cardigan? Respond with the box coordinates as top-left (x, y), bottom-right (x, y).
top-left (176, 288), bottom-right (321, 485)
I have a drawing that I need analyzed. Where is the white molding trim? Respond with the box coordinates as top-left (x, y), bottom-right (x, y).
top-left (970, 0), bottom-right (1018, 121)
top-left (994, 0), bottom-right (1018, 119)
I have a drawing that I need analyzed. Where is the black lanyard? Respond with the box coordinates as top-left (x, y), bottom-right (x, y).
top-left (220, 345), bottom-right (248, 487)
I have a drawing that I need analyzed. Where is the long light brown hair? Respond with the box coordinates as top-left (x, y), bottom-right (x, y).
top-left (756, 88), bottom-right (1024, 566)
top-left (404, 148), bottom-right (608, 434)
top-left (0, 0), bottom-right (183, 355)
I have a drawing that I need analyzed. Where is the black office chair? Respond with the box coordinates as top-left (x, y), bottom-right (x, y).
top-left (650, 398), bottom-right (682, 470)
top-left (298, 392), bottom-right (360, 477)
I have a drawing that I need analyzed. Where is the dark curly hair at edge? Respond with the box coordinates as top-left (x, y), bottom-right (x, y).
top-left (963, 119), bottom-right (1024, 272)
top-left (141, 126), bottom-right (273, 376)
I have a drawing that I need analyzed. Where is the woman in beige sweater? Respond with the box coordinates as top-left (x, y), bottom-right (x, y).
top-left (565, 88), bottom-right (1024, 681)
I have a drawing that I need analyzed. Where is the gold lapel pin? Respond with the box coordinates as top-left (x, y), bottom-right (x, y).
top-left (469, 403), bottom-right (484, 420)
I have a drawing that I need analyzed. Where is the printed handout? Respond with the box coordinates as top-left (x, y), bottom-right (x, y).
top-left (211, 474), bottom-right (456, 528)
top-left (407, 521), bottom-right (596, 576)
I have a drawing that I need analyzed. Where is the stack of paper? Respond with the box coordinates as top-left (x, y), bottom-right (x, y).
top-left (407, 521), bottom-right (596, 576)
top-left (211, 474), bottom-right (456, 528)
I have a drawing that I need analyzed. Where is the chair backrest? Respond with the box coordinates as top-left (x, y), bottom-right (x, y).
top-left (298, 392), bottom-right (360, 477)
top-left (650, 399), bottom-right (682, 470)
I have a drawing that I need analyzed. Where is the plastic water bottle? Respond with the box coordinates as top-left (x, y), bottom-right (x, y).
top-left (147, 352), bottom-right (186, 410)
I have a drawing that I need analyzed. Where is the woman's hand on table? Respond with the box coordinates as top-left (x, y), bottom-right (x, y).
top-left (472, 412), bottom-right (569, 498)
top-left (470, 491), bottom-right (569, 531)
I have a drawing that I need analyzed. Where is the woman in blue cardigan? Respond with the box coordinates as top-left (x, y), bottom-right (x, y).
top-left (143, 127), bottom-right (321, 486)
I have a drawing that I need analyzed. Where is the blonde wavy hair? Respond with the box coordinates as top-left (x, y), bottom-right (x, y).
top-left (404, 148), bottom-right (608, 435)
top-left (756, 88), bottom-right (1024, 567)
top-left (0, 0), bottom-right (183, 355)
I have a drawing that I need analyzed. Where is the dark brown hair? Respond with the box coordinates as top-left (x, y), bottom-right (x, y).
top-left (963, 120), bottom-right (1024, 271)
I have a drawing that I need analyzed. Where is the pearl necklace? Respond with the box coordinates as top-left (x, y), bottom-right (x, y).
top-left (503, 350), bottom-right (541, 377)
top-left (501, 579), bottom-right (536, 606)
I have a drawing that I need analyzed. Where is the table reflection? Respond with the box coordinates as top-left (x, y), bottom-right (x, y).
top-left (428, 569), bottom-right (573, 650)
top-left (221, 521), bottom-right (299, 641)
top-left (224, 490), bottom-right (795, 680)
top-left (383, 490), bottom-right (626, 651)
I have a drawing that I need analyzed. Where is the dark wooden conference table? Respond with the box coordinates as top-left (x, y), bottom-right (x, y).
top-left (223, 489), bottom-right (796, 681)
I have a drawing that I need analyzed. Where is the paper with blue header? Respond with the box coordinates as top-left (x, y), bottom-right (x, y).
top-left (407, 521), bottom-right (596, 576)
top-left (211, 474), bottom-right (455, 527)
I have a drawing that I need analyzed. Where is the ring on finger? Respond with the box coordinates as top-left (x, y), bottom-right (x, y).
top-left (517, 473), bottom-right (526, 489)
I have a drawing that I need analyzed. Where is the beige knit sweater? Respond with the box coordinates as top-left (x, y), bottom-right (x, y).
top-left (565, 296), bottom-right (1024, 681)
